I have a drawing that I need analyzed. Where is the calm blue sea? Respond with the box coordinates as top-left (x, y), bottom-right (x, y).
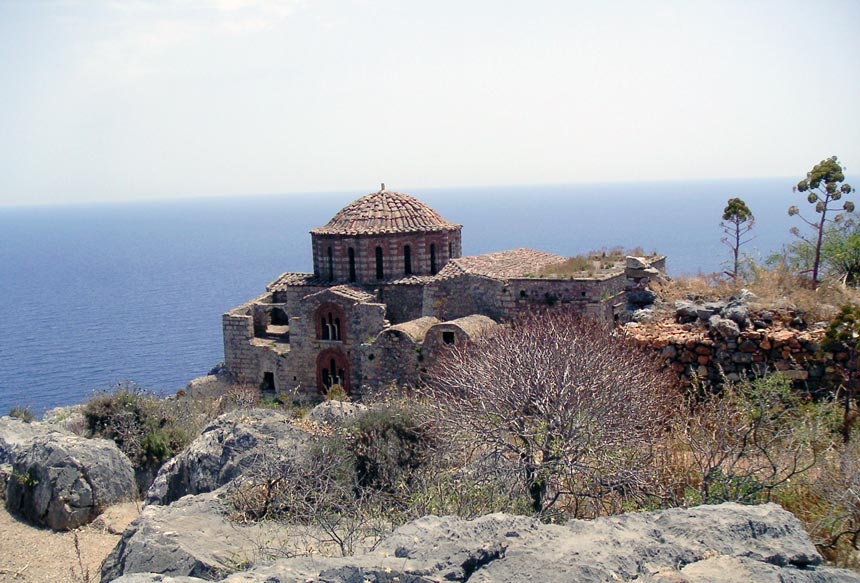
top-left (0, 179), bottom-right (814, 414)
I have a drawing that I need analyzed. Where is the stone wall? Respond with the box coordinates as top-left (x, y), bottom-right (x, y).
top-left (378, 283), bottom-right (425, 323)
top-left (222, 293), bottom-right (270, 386)
top-left (626, 319), bottom-right (840, 392)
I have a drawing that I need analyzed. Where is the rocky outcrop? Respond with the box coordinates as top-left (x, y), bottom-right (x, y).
top-left (101, 488), bottom-right (297, 582)
top-left (0, 416), bottom-right (69, 464)
top-left (144, 408), bottom-right (310, 506)
top-left (305, 400), bottom-right (368, 426)
top-left (105, 503), bottom-right (860, 583)
top-left (6, 432), bottom-right (135, 530)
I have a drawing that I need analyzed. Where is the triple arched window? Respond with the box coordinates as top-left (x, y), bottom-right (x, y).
top-left (317, 304), bottom-right (344, 341)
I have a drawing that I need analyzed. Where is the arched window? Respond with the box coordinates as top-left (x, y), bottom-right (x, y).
top-left (404, 245), bottom-right (412, 275)
top-left (317, 348), bottom-right (350, 394)
top-left (375, 246), bottom-right (384, 280)
top-left (430, 244), bottom-right (437, 275)
top-left (348, 248), bottom-right (356, 282)
top-left (327, 247), bottom-right (334, 281)
top-left (316, 304), bottom-right (345, 342)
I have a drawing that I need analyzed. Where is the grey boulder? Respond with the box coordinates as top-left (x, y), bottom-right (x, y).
top-left (709, 315), bottom-right (741, 339)
top-left (144, 408), bottom-right (310, 506)
top-left (105, 503), bottom-right (860, 583)
top-left (101, 488), bottom-right (297, 582)
top-left (305, 400), bottom-right (368, 426)
top-left (6, 433), bottom-right (135, 530)
top-left (0, 416), bottom-right (70, 464)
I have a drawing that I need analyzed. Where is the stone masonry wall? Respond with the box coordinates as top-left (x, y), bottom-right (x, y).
top-left (626, 319), bottom-right (840, 392)
top-left (378, 284), bottom-right (425, 324)
top-left (222, 293), bottom-right (270, 385)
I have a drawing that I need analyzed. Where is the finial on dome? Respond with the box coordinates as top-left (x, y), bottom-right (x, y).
top-left (380, 182), bottom-right (385, 191)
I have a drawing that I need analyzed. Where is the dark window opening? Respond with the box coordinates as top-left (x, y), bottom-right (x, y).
top-left (375, 246), bottom-right (384, 279)
top-left (348, 248), bottom-right (356, 282)
top-left (321, 358), bottom-right (344, 391)
top-left (321, 312), bottom-right (341, 341)
top-left (449, 241), bottom-right (453, 257)
top-left (261, 372), bottom-right (275, 392)
top-left (519, 290), bottom-right (527, 298)
top-left (327, 247), bottom-right (334, 281)
top-left (271, 308), bottom-right (289, 325)
top-left (368, 354), bottom-right (375, 361)
top-left (442, 331), bottom-right (456, 345)
top-left (404, 245), bottom-right (412, 275)
top-left (430, 244), bottom-right (437, 274)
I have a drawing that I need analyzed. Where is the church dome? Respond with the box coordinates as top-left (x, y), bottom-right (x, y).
top-left (311, 186), bottom-right (460, 236)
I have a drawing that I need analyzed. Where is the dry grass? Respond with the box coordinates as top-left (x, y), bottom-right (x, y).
top-left (537, 247), bottom-right (652, 279)
top-left (653, 267), bottom-right (860, 323)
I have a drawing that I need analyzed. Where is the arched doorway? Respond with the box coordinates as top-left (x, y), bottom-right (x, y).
top-left (316, 348), bottom-right (350, 394)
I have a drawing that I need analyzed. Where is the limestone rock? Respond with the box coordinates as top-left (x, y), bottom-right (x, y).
top-left (306, 400), bottom-right (369, 425)
top-left (41, 404), bottom-right (87, 434)
top-left (144, 408), bottom-right (310, 506)
top-left (6, 433), bottom-right (135, 530)
top-left (722, 304), bottom-right (750, 327)
top-left (675, 300), bottom-right (700, 322)
top-left (184, 375), bottom-right (230, 400)
top-left (628, 289), bottom-right (658, 307)
top-left (709, 315), bottom-right (741, 339)
top-left (0, 416), bottom-right (70, 465)
top-left (101, 488), bottom-right (296, 582)
top-left (111, 576), bottom-right (209, 583)
top-left (632, 308), bottom-right (657, 323)
top-left (105, 503), bottom-right (860, 583)
top-left (697, 301), bottom-right (726, 321)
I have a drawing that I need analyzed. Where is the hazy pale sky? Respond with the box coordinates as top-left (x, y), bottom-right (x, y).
top-left (1, 0), bottom-right (859, 206)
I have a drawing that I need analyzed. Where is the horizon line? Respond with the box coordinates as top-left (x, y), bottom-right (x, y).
top-left (0, 175), bottom-right (804, 210)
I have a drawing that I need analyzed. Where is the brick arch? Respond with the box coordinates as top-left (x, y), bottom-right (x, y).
top-left (315, 303), bottom-right (346, 341)
top-left (316, 348), bottom-right (350, 394)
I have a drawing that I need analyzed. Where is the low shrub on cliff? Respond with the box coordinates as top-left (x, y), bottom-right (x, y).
top-left (83, 383), bottom-right (208, 474)
top-left (8, 405), bottom-right (35, 423)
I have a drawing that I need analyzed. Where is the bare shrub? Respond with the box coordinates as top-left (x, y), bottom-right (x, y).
top-left (663, 375), bottom-right (832, 507)
top-left (787, 431), bottom-right (860, 568)
top-left (421, 309), bottom-right (679, 515)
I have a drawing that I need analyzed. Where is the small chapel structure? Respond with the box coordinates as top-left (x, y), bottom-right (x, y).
top-left (222, 186), bottom-right (665, 400)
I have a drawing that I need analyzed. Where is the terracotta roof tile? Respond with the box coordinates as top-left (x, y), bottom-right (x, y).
top-left (311, 188), bottom-right (461, 236)
top-left (267, 272), bottom-right (325, 291)
top-left (434, 249), bottom-right (567, 281)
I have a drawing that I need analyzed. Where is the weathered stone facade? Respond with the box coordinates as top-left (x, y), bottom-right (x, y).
top-left (223, 187), bottom-right (666, 401)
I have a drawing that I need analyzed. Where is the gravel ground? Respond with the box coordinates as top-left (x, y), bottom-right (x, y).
top-left (0, 503), bottom-right (139, 583)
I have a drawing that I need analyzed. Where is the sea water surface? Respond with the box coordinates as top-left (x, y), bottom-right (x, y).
top-left (0, 179), bottom-right (808, 413)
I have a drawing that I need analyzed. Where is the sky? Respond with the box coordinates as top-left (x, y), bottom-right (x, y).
top-left (1, 0), bottom-right (859, 206)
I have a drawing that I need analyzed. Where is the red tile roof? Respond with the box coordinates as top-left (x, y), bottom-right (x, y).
top-left (435, 248), bottom-right (567, 280)
top-left (311, 188), bottom-right (461, 236)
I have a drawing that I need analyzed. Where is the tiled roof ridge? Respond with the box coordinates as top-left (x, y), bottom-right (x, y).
top-left (310, 188), bottom-right (461, 236)
top-left (439, 248), bottom-right (567, 281)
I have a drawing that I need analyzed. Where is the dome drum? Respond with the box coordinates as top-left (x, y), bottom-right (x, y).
top-left (310, 188), bottom-right (462, 284)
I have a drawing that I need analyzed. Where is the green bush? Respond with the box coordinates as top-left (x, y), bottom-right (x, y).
top-left (8, 406), bottom-right (34, 423)
top-left (83, 383), bottom-right (203, 471)
top-left (341, 405), bottom-right (431, 495)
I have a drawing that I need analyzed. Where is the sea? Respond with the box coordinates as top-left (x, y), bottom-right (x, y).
top-left (0, 179), bottom-right (818, 414)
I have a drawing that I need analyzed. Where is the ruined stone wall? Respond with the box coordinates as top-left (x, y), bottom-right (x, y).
top-left (378, 284), bottom-right (424, 324)
top-left (223, 293), bottom-right (271, 385)
top-left (422, 275), bottom-right (507, 320)
top-left (627, 321), bottom-right (839, 392)
top-left (360, 330), bottom-right (424, 390)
